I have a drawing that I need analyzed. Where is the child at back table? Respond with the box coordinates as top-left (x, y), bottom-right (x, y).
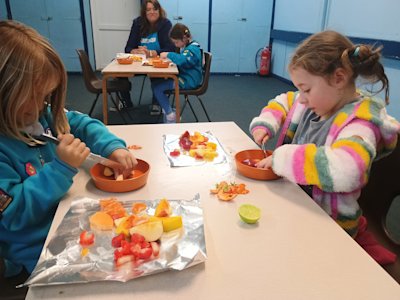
top-left (0, 20), bottom-right (137, 278)
top-left (154, 23), bottom-right (203, 123)
top-left (250, 30), bottom-right (399, 238)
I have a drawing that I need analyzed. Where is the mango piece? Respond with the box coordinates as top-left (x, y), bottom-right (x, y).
top-left (206, 142), bottom-right (217, 150)
top-left (149, 216), bottom-right (183, 232)
top-left (160, 216), bottom-right (183, 232)
top-left (115, 217), bottom-right (130, 236)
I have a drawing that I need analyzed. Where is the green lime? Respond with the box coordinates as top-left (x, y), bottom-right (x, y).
top-left (238, 204), bottom-right (261, 224)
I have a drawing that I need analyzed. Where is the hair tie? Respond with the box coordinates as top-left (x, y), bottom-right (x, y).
top-left (352, 46), bottom-right (360, 57)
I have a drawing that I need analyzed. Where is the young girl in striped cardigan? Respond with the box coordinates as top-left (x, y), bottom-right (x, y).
top-left (250, 30), bottom-right (399, 239)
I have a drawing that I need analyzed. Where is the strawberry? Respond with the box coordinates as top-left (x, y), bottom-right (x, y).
top-left (116, 255), bottom-right (135, 267)
top-left (79, 230), bottom-right (95, 247)
top-left (150, 241), bottom-right (160, 257)
top-left (111, 233), bottom-right (125, 248)
top-left (134, 247), bottom-right (152, 260)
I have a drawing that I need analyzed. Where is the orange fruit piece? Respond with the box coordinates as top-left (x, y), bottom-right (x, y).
top-left (154, 198), bottom-right (172, 217)
top-left (217, 190), bottom-right (237, 201)
top-left (89, 211), bottom-right (114, 230)
top-left (100, 198), bottom-right (127, 220)
top-left (132, 202), bottom-right (147, 214)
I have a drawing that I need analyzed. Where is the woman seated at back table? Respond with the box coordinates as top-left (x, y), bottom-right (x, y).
top-left (122, 0), bottom-right (175, 114)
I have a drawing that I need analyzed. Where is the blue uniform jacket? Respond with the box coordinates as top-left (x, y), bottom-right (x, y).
top-left (0, 109), bottom-right (127, 277)
top-left (167, 41), bottom-right (203, 89)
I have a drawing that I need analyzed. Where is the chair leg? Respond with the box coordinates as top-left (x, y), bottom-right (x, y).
top-left (115, 93), bottom-right (134, 121)
top-left (108, 93), bottom-right (129, 124)
top-left (185, 95), bottom-right (199, 122)
top-left (196, 96), bottom-right (211, 122)
top-left (137, 76), bottom-right (146, 106)
top-left (88, 94), bottom-right (100, 116)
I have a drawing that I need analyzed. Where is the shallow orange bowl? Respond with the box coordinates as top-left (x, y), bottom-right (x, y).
top-left (153, 61), bottom-right (169, 68)
top-left (235, 149), bottom-right (280, 181)
top-left (117, 58), bottom-right (134, 65)
top-left (90, 159), bottom-right (150, 193)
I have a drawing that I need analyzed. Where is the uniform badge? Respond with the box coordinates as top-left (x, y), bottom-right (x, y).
top-left (25, 162), bottom-right (37, 176)
top-left (0, 189), bottom-right (13, 216)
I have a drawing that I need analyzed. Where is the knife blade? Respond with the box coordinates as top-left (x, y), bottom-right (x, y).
top-left (35, 133), bottom-right (125, 170)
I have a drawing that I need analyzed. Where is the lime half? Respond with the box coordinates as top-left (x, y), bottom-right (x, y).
top-left (238, 204), bottom-right (261, 224)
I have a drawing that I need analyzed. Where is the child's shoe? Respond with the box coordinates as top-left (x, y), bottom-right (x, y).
top-left (165, 111), bottom-right (176, 124)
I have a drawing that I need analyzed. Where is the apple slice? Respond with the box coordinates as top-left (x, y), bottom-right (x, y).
top-left (129, 220), bottom-right (163, 242)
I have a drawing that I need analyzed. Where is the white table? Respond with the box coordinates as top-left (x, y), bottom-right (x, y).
top-left (26, 122), bottom-right (400, 300)
top-left (102, 60), bottom-right (179, 125)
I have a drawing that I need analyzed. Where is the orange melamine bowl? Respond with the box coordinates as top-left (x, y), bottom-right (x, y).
top-left (153, 61), bottom-right (169, 68)
top-left (117, 57), bottom-right (134, 64)
top-left (90, 159), bottom-right (150, 193)
top-left (235, 149), bottom-right (280, 181)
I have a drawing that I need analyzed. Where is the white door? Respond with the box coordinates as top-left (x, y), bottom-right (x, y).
top-left (90, 0), bottom-right (140, 69)
top-left (159, 0), bottom-right (209, 50)
top-left (211, 0), bottom-right (273, 73)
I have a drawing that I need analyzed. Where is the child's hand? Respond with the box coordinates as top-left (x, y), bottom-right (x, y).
top-left (255, 156), bottom-right (272, 169)
top-left (56, 134), bottom-right (90, 168)
top-left (108, 149), bottom-right (138, 178)
top-left (252, 129), bottom-right (269, 146)
top-left (160, 52), bottom-right (168, 59)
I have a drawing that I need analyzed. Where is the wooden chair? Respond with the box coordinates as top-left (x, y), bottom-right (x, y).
top-left (358, 136), bottom-right (400, 283)
top-left (76, 49), bottom-right (133, 123)
top-left (168, 51), bottom-right (212, 122)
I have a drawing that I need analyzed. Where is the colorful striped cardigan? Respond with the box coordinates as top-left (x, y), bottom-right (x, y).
top-left (250, 91), bottom-right (400, 236)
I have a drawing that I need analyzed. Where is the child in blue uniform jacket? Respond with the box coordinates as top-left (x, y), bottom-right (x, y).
top-left (0, 20), bottom-right (137, 278)
top-left (155, 23), bottom-right (203, 123)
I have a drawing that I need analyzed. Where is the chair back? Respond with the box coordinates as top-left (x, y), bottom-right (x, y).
top-left (358, 136), bottom-right (400, 283)
top-left (194, 51), bottom-right (212, 95)
top-left (358, 136), bottom-right (400, 246)
top-left (76, 49), bottom-right (101, 94)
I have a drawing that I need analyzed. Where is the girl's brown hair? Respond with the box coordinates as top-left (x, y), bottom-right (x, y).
top-left (289, 30), bottom-right (389, 103)
top-left (0, 20), bottom-right (69, 144)
top-left (140, 0), bottom-right (167, 37)
top-left (170, 23), bottom-right (191, 41)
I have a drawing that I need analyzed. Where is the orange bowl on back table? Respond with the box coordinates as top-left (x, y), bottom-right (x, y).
top-left (235, 149), bottom-right (280, 181)
top-left (90, 159), bottom-right (150, 192)
top-left (153, 60), bottom-right (170, 68)
top-left (117, 57), bottom-right (134, 64)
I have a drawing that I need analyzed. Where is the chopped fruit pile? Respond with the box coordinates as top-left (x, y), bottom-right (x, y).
top-left (79, 198), bottom-right (183, 269)
top-left (103, 166), bottom-right (142, 181)
top-left (131, 55), bottom-right (143, 62)
top-left (176, 131), bottom-right (218, 161)
top-left (210, 181), bottom-right (249, 201)
top-left (242, 158), bottom-right (261, 168)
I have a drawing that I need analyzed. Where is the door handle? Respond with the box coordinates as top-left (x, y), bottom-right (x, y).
top-left (173, 16), bottom-right (183, 20)
top-left (40, 16), bottom-right (52, 21)
top-left (237, 18), bottom-right (247, 21)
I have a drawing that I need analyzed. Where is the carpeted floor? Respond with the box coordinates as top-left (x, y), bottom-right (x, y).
top-left (66, 73), bottom-right (400, 243)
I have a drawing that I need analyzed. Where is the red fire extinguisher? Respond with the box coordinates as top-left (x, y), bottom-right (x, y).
top-left (256, 46), bottom-right (271, 76)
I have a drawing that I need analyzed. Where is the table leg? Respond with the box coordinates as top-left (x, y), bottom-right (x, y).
top-left (173, 76), bottom-right (180, 123)
top-left (102, 77), bottom-right (108, 125)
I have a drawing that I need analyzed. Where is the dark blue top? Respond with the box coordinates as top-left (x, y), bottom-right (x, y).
top-left (124, 17), bottom-right (175, 55)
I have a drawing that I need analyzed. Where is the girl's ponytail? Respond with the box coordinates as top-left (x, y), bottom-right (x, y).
top-left (342, 45), bottom-right (389, 103)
